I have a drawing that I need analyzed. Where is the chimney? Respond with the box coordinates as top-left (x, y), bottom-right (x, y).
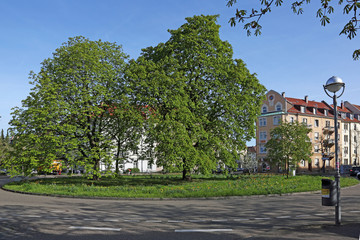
top-left (281, 92), bottom-right (285, 98)
top-left (304, 95), bottom-right (308, 103)
top-left (341, 100), bottom-right (344, 109)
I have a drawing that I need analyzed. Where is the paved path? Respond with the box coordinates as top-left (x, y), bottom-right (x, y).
top-left (0, 176), bottom-right (359, 239)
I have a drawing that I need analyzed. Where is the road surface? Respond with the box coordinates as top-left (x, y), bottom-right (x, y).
top-left (0, 176), bottom-right (359, 239)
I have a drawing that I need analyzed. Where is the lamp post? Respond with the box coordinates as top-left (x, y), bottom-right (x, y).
top-left (323, 76), bottom-right (345, 226)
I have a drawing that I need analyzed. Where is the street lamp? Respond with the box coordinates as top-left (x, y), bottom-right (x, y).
top-left (323, 76), bottom-right (345, 226)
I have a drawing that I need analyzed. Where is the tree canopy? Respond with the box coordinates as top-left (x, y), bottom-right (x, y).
top-left (7, 36), bottom-right (133, 179)
top-left (127, 15), bottom-right (266, 180)
top-left (226, 0), bottom-right (360, 60)
top-left (265, 121), bottom-right (312, 177)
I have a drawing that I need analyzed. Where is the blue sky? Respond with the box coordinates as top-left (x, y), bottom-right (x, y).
top-left (0, 0), bottom-right (358, 145)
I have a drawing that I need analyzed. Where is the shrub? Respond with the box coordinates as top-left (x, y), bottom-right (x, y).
top-left (125, 168), bottom-right (140, 174)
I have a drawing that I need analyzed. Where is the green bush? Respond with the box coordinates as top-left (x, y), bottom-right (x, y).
top-left (125, 168), bottom-right (140, 174)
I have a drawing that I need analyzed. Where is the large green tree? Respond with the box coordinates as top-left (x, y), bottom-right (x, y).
top-left (8, 36), bottom-right (129, 179)
top-left (226, 0), bottom-right (360, 60)
top-left (127, 15), bottom-right (266, 180)
top-left (265, 121), bottom-right (312, 177)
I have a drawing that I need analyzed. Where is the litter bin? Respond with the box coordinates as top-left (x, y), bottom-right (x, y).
top-left (321, 179), bottom-right (337, 206)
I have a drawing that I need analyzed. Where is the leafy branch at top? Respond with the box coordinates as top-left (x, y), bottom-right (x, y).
top-left (227, 0), bottom-right (360, 60)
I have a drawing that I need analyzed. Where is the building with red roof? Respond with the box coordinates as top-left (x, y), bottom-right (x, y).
top-left (256, 90), bottom-right (360, 173)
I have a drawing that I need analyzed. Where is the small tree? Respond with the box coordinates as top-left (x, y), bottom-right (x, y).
top-left (265, 121), bottom-right (312, 177)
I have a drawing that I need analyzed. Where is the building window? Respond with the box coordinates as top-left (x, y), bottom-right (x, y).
top-left (344, 135), bottom-right (348, 142)
top-left (313, 108), bottom-right (317, 114)
top-left (344, 158), bottom-right (348, 165)
top-left (341, 113), bottom-right (346, 119)
top-left (314, 132), bottom-right (319, 141)
top-left (262, 105), bottom-right (268, 113)
top-left (315, 119), bottom-right (319, 127)
top-left (344, 147), bottom-right (348, 154)
top-left (273, 116), bottom-right (281, 125)
top-left (344, 123), bottom-right (348, 130)
top-left (355, 124), bottom-right (357, 130)
top-left (325, 120), bottom-right (330, 127)
top-left (260, 145), bottom-right (266, 153)
top-left (324, 110), bottom-right (328, 116)
top-left (326, 160), bottom-right (330, 167)
top-left (276, 103), bottom-right (282, 111)
top-left (259, 118), bottom-right (267, 127)
top-left (355, 136), bottom-right (357, 143)
top-left (315, 158), bottom-right (319, 167)
top-left (337, 122), bottom-right (340, 129)
top-left (260, 131), bottom-right (267, 141)
top-left (350, 114), bottom-right (354, 120)
top-left (300, 160), bottom-right (306, 167)
top-left (289, 116), bottom-right (295, 123)
top-left (300, 106), bottom-right (305, 113)
top-left (133, 161), bottom-right (138, 168)
top-left (303, 118), bottom-right (308, 124)
top-left (314, 145), bottom-right (320, 153)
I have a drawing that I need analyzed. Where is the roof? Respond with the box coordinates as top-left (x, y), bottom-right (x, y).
top-left (352, 104), bottom-right (360, 111)
top-left (247, 146), bottom-right (256, 153)
top-left (285, 97), bottom-right (331, 109)
top-left (331, 105), bottom-right (352, 113)
top-left (285, 97), bottom-right (333, 117)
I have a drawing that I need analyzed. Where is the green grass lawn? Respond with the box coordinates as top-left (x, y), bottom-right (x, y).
top-left (3, 174), bottom-right (359, 199)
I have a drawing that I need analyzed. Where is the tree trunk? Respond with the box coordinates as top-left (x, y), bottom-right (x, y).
top-left (92, 158), bottom-right (100, 180)
top-left (286, 159), bottom-right (289, 179)
top-left (182, 158), bottom-right (192, 181)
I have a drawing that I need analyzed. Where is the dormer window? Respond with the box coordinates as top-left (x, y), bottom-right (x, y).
top-left (313, 108), bottom-right (317, 114)
top-left (324, 110), bottom-right (328, 116)
top-left (300, 106), bottom-right (305, 113)
top-left (350, 114), bottom-right (354, 120)
top-left (342, 113), bottom-right (347, 119)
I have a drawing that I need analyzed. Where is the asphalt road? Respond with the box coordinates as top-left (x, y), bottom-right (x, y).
top-left (0, 175), bottom-right (359, 240)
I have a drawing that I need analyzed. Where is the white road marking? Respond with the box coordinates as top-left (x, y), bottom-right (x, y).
top-left (168, 220), bottom-right (184, 223)
top-left (315, 213), bottom-right (330, 216)
top-left (276, 216), bottom-right (291, 219)
top-left (350, 211), bottom-right (360, 213)
top-left (124, 219), bottom-right (140, 222)
top-left (64, 217), bottom-right (77, 220)
top-left (21, 215), bottom-right (41, 218)
top-left (254, 218), bottom-right (271, 220)
top-left (103, 218), bottom-right (119, 222)
top-left (83, 218), bottom-right (97, 221)
top-left (175, 229), bottom-right (233, 233)
top-left (69, 226), bottom-right (121, 231)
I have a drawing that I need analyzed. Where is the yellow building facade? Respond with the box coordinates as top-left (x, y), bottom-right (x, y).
top-left (256, 90), bottom-right (360, 173)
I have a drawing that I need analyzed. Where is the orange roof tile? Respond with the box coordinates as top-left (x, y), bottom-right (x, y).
top-left (285, 97), bottom-right (331, 109)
